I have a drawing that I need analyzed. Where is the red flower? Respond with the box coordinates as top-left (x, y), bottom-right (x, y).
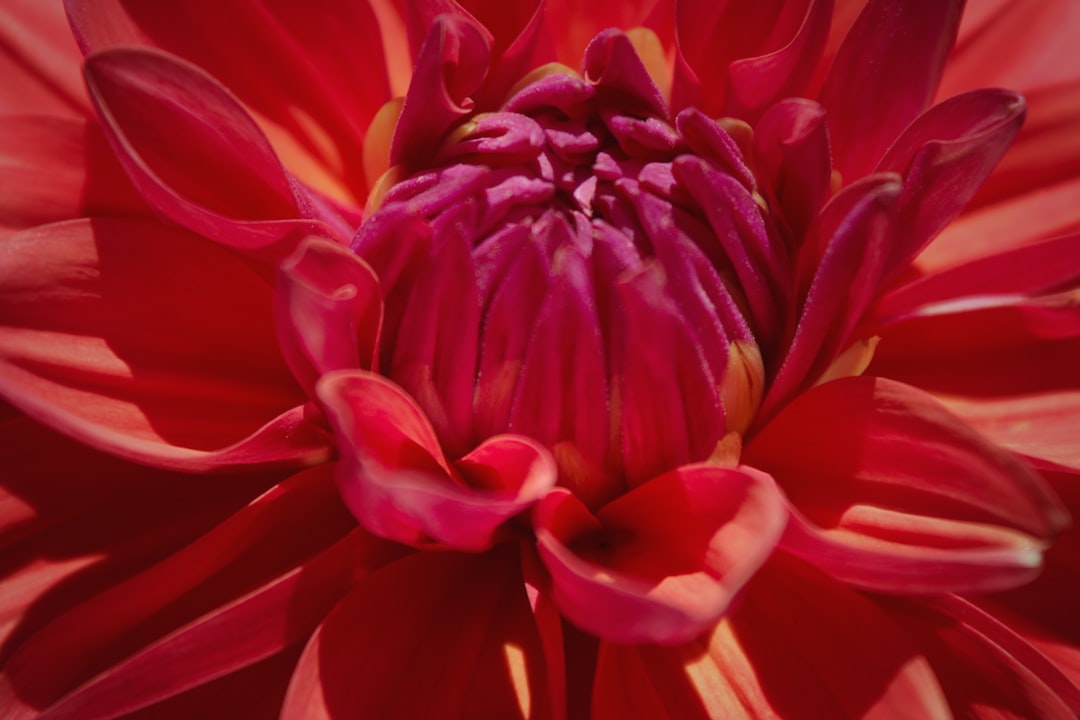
top-left (2, 1), bottom-right (1078, 717)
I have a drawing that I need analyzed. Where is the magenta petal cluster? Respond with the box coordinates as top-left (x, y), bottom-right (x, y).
top-left (2, 0), bottom-right (1079, 718)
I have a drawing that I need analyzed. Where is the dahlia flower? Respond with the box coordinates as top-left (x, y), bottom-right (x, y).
top-left (2, 0), bottom-right (1079, 717)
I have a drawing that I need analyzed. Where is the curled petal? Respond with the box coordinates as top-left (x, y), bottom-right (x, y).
top-left (275, 237), bottom-right (383, 394)
top-left (0, 219), bottom-right (328, 471)
top-left (583, 29), bottom-right (668, 119)
top-left (746, 376), bottom-right (1069, 594)
top-left (391, 13), bottom-right (492, 170)
top-left (534, 464), bottom-right (787, 645)
top-left (317, 371), bottom-right (556, 552)
top-left (84, 46), bottom-right (342, 254)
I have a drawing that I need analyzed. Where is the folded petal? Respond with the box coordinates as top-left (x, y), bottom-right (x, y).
top-left (673, 0), bottom-right (826, 119)
top-left (534, 464), bottom-right (786, 645)
top-left (84, 47), bottom-right (343, 254)
top-left (280, 548), bottom-right (556, 720)
top-left (67, 0), bottom-right (392, 203)
top-left (391, 14), bottom-right (491, 171)
top-left (745, 376), bottom-right (1068, 593)
top-left (0, 218), bottom-right (328, 471)
top-left (275, 237), bottom-right (383, 395)
top-left (317, 371), bottom-right (556, 552)
top-left (0, 465), bottom-right (355, 716)
top-left (591, 553), bottom-right (951, 719)
top-left (821, 0), bottom-right (964, 181)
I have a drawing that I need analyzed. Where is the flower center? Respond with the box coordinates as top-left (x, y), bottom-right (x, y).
top-left (352, 67), bottom-right (771, 508)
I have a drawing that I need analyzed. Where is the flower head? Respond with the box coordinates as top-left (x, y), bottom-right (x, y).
top-left (2, 0), bottom-right (1079, 717)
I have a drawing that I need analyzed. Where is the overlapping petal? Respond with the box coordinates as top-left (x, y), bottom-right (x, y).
top-left (66, 0), bottom-right (392, 203)
top-left (318, 371), bottom-right (556, 551)
top-left (0, 218), bottom-right (329, 471)
top-left (745, 376), bottom-right (1068, 593)
top-left (281, 547), bottom-right (555, 720)
top-left (0, 465), bottom-right (355, 717)
top-left (0, 115), bottom-right (147, 239)
top-left (534, 464), bottom-right (786, 645)
top-left (84, 47), bottom-right (346, 254)
top-left (591, 554), bottom-right (952, 719)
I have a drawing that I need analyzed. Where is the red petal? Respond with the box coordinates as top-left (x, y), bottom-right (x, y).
top-left (66, 0), bottom-right (391, 203)
top-left (84, 47), bottom-right (342, 254)
top-left (0, 465), bottom-right (354, 716)
top-left (280, 548), bottom-right (556, 720)
top-left (0, 415), bottom-right (270, 658)
top-left (506, 245), bottom-right (616, 508)
top-left (752, 98), bottom-right (832, 239)
top-left (938, 0), bottom-right (1080, 98)
top-left (38, 532), bottom-right (382, 719)
top-left (919, 176), bottom-right (1080, 273)
top-left (0, 218), bottom-right (329, 471)
top-left (317, 371), bottom-right (556, 551)
top-left (724, 0), bottom-right (832, 123)
top-left (746, 376), bottom-right (1068, 593)
top-left (876, 88), bottom-right (1026, 275)
top-left (0, 115), bottom-right (147, 238)
top-left (390, 14), bottom-right (491, 171)
top-left (592, 553), bottom-right (951, 719)
top-left (760, 175), bottom-right (899, 423)
top-left (973, 80), bottom-right (1080, 209)
top-left (609, 263), bottom-right (723, 485)
top-left (542, 0), bottom-right (660, 70)
top-left (673, 0), bottom-right (822, 119)
top-left (0, 0), bottom-right (88, 117)
top-left (583, 29), bottom-right (668, 120)
top-left (275, 237), bottom-right (383, 394)
top-left (878, 232), bottom-right (1080, 315)
top-left (821, 0), bottom-right (964, 181)
top-left (388, 212), bottom-right (481, 456)
top-left (534, 464), bottom-right (786, 645)
top-left (871, 294), bottom-right (1080, 471)
top-left (880, 595), bottom-right (1077, 719)
top-left (978, 469), bottom-right (1080, 707)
